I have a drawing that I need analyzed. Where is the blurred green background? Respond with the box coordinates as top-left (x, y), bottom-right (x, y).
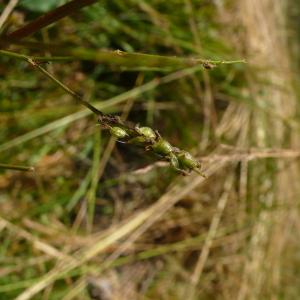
top-left (1, 0), bottom-right (300, 299)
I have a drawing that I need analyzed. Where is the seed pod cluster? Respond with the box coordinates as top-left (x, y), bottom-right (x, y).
top-left (107, 124), bottom-right (205, 176)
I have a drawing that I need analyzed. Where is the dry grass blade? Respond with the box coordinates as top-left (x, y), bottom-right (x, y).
top-left (230, 0), bottom-right (300, 298)
top-left (186, 175), bottom-right (234, 300)
top-left (0, 217), bottom-right (72, 261)
top-left (201, 148), bottom-right (300, 162)
top-left (0, 0), bottom-right (19, 30)
top-left (15, 160), bottom-right (227, 300)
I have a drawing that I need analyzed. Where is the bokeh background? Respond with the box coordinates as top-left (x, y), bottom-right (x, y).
top-left (1, 0), bottom-right (300, 299)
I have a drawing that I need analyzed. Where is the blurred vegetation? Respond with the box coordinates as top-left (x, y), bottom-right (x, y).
top-left (0, 0), bottom-right (300, 299)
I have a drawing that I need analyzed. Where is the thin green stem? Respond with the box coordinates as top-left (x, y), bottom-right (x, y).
top-left (30, 59), bottom-right (103, 116)
top-left (0, 50), bottom-right (72, 62)
top-left (0, 49), bottom-right (104, 116)
top-left (0, 163), bottom-right (34, 172)
top-left (68, 48), bottom-right (246, 70)
top-left (0, 49), bottom-right (246, 70)
top-left (0, 49), bottom-right (27, 60)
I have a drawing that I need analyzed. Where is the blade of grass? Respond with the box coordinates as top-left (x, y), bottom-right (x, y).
top-left (186, 175), bottom-right (234, 300)
top-left (0, 49), bottom-right (245, 71)
top-left (0, 0), bottom-right (19, 31)
top-left (4, 0), bottom-right (97, 41)
top-left (0, 217), bottom-right (72, 261)
top-left (67, 170), bottom-right (92, 212)
top-left (0, 49), bottom-right (73, 62)
top-left (0, 163), bottom-right (34, 172)
top-left (67, 48), bottom-right (246, 70)
top-left (87, 129), bottom-right (101, 231)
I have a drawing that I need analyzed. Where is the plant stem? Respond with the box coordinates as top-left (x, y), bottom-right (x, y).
top-left (0, 49), bottom-right (246, 70)
top-left (0, 49), bottom-right (27, 60)
top-left (5, 0), bottom-right (97, 41)
top-left (0, 49), bottom-right (105, 117)
top-left (0, 49), bottom-right (71, 62)
top-left (0, 163), bottom-right (34, 172)
top-left (30, 58), bottom-right (104, 116)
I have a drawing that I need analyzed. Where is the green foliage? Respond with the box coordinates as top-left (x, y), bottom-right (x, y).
top-left (20, 0), bottom-right (67, 13)
top-left (4, 0), bottom-right (299, 299)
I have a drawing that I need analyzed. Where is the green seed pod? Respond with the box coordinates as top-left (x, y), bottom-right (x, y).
top-left (136, 126), bottom-right (156, 139)
top-left (178, 151), bottom-right (200, 170)
top-left (152, 138), bottom-right (173, 156)
top-left (169, 153), bottom-right (179, 170)
top-left (109, 126), bottom-right (128, 138)
top-left (128, 136), bottom-right (148, 145)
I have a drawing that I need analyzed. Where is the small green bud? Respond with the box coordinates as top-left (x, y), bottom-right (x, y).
top-left (109, 127), bottom-right (128, 138)
top-left (178, 151), bottom-right (200, 170)
top-left (136, 126), bottom-right (156, 139)
top-left (152, 138), bottom-right (173, 156)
